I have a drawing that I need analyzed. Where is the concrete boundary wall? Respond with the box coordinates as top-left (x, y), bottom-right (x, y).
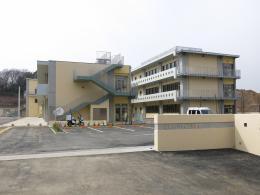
top-left (235, 114), bottom-right (260, 156)
top-left (154, 114), bottom-right (235, 151)
top-left (155, 114), bottom-right (260, 156)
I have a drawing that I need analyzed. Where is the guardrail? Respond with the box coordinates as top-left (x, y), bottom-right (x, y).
top-left (176, 69), bottom-right (241, 79)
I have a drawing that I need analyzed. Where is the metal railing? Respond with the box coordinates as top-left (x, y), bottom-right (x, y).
top-left (176, 68), bottom-right (241, 79)
top-left (74, 63), bottom-right (132, 97)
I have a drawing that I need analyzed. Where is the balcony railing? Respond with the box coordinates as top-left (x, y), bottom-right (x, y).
top-left (131, 89), bottom-right (237, 103)
top-left (131, 90), bottom-right (177, 103)
top-left (131, 68), bottom-right (176, 87)
top-left (176, 68), bottom-right (241, 79)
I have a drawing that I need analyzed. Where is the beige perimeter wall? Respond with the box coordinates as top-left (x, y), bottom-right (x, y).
top-left (155, 114), bottom-right (260, 156)
top-left (235, 114), bottom-right (260, 156)
top-left (154, 114), bottom-right (235, 151)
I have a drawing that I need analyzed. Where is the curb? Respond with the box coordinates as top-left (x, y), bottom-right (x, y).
top-left (0, 127), bottom-right (12, 135)
top-left (0, 146), bottom-right (154, 161)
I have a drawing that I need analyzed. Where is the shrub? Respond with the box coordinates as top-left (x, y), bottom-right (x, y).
top-left (52, 122), bottom-right (63, 132)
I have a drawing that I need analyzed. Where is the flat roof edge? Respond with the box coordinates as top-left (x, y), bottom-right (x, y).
top-left (177, 50), bottom-right (239, 58)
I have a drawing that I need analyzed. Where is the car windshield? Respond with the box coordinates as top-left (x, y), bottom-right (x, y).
top-left (201, 110), bottom-right (211, 114)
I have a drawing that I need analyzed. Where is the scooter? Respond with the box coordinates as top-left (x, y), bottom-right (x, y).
top-left (77, 112), bottom-right (85, 126)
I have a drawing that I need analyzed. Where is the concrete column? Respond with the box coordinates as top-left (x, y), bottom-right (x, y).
top-left (159, 103), bottom-right (163, 114)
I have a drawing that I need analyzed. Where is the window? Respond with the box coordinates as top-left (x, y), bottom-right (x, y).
top-left (145, 87), bottom-right (159, 95)
top-left (169, 63), bottom-right (173, 68)
top-left (135, 77), bottom-right (137, 80)
top-left (140, 75), bottom-right (142, 78)
top-left (34, 99), bottom-right (38, 103)
top-left (223, 84), bottom-right (234, 98)
top-left (146, 106), bottom-right (159, 113)
top-left (163, 104), bottom-right (180, 113)
top-left (115, 76), bottom-right (128, 92)
top-left (162, 83), bottom-right (180, 92)
top-left (173, 61), bottom-right (177, 67)
top-left (224, 105), bottom-right (234, 114)
top-left (223, 63), bottom-right (234, 76)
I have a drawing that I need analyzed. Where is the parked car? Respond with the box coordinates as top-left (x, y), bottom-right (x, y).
top-left (187, 107), bottom-right (212, 115)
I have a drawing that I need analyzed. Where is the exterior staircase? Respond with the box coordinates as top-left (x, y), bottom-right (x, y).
top-left (74, 63), bottom-right (131, 96)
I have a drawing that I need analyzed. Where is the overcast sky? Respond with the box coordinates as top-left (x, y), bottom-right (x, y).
top-left (0, 0), bottom-right (259, 91)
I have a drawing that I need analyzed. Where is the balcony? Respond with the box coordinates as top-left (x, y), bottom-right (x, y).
top-left (131, 68), bottom-right (176, 87)
top-left (37, 84), bottom-right (48, 96)
top-left (131, 90), bottom-right (178, 103)
top-left (177, 68), bottom-right (241, 79)
top-left (177, 89), bottom-right (237, 100)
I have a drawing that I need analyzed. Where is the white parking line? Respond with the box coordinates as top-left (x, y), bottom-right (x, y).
top-left (114, 126), bottom-right (135, 132)
top-left (131, 133), bottom-right (153, 136)
top-left (138, 125), bottom-right (154, 129)
top-left (88, 127), bottom-right (103, 133)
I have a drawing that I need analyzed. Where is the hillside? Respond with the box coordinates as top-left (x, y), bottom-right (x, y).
top-left (236, 89), bottom-right (260, 113)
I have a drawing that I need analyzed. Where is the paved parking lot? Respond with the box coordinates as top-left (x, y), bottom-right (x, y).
top-left (0, 125), bottom-right (154, 155)
top-left (0, 117), bottom-right (17, 125)
top-left (0, 149), bottom-right (259, 195)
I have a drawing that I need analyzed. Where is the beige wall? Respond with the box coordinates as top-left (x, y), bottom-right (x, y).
top-left (188, 77), bottom-right (219, 97)
top-left (154, 114), bottom-right (260, 156)
top-left (154, 114), bottom-right (235, 151)
top-left (37, 64), bottom-right (48, 84)
top-left (26, 79), bottom-right (41, 117)
top-left (187, 54), bottom-right (218, 74)
top-left (114, 65), bottom-right (130, 75)
top-left (27, 96), bottom-right (41, 117)
top-left (55, 61), bottom-right (108, 108)
top-left (235, 114), bottom-right (260, 156)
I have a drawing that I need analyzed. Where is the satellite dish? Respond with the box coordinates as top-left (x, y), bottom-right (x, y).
top-left (53, 107), bottom-right (65, 116)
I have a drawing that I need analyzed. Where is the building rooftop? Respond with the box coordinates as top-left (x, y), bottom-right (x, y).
top-left (132, 46), bottom-right (239, 72)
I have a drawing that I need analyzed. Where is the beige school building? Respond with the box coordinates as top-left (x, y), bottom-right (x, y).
top-left (131, 46), bottom-right (240, 121)
top-left (26, 47), bottom-right (241, 123)
top-left (26, 52), bottom-right (132, 123)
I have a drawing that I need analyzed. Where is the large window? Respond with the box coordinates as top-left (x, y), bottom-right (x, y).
top-left (223, 64), bottom-right (234, 76)
top-left (146, 106), bottom-right (159, 113)
top-left (163, 104), bottom-right (180, 113)
top-left (115, 76), bottom-right (128, 92)
top-left (224, 105), bottom-right (234, 114)
top-left (145, 87), bottom-right (159, 95)
top-left (162, 82), bottom-right (180, 92)
top-left (223, 84), bottom-right (235, 98)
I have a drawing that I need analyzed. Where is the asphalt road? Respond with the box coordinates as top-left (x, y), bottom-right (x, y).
top-left (0, 125), bottom-right (154, 155)
top-left (0, 149), bottom-right (259, 195)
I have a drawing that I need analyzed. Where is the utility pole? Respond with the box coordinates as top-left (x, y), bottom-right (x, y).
top-left (18, 86), bottom-right (20, 118)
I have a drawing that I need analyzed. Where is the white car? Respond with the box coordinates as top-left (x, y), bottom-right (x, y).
top-left (187, 107), bottom-right (212, 115)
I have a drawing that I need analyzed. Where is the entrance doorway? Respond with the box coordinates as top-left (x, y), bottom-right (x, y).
top-left (115, 104), bottom-right (128, 122)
